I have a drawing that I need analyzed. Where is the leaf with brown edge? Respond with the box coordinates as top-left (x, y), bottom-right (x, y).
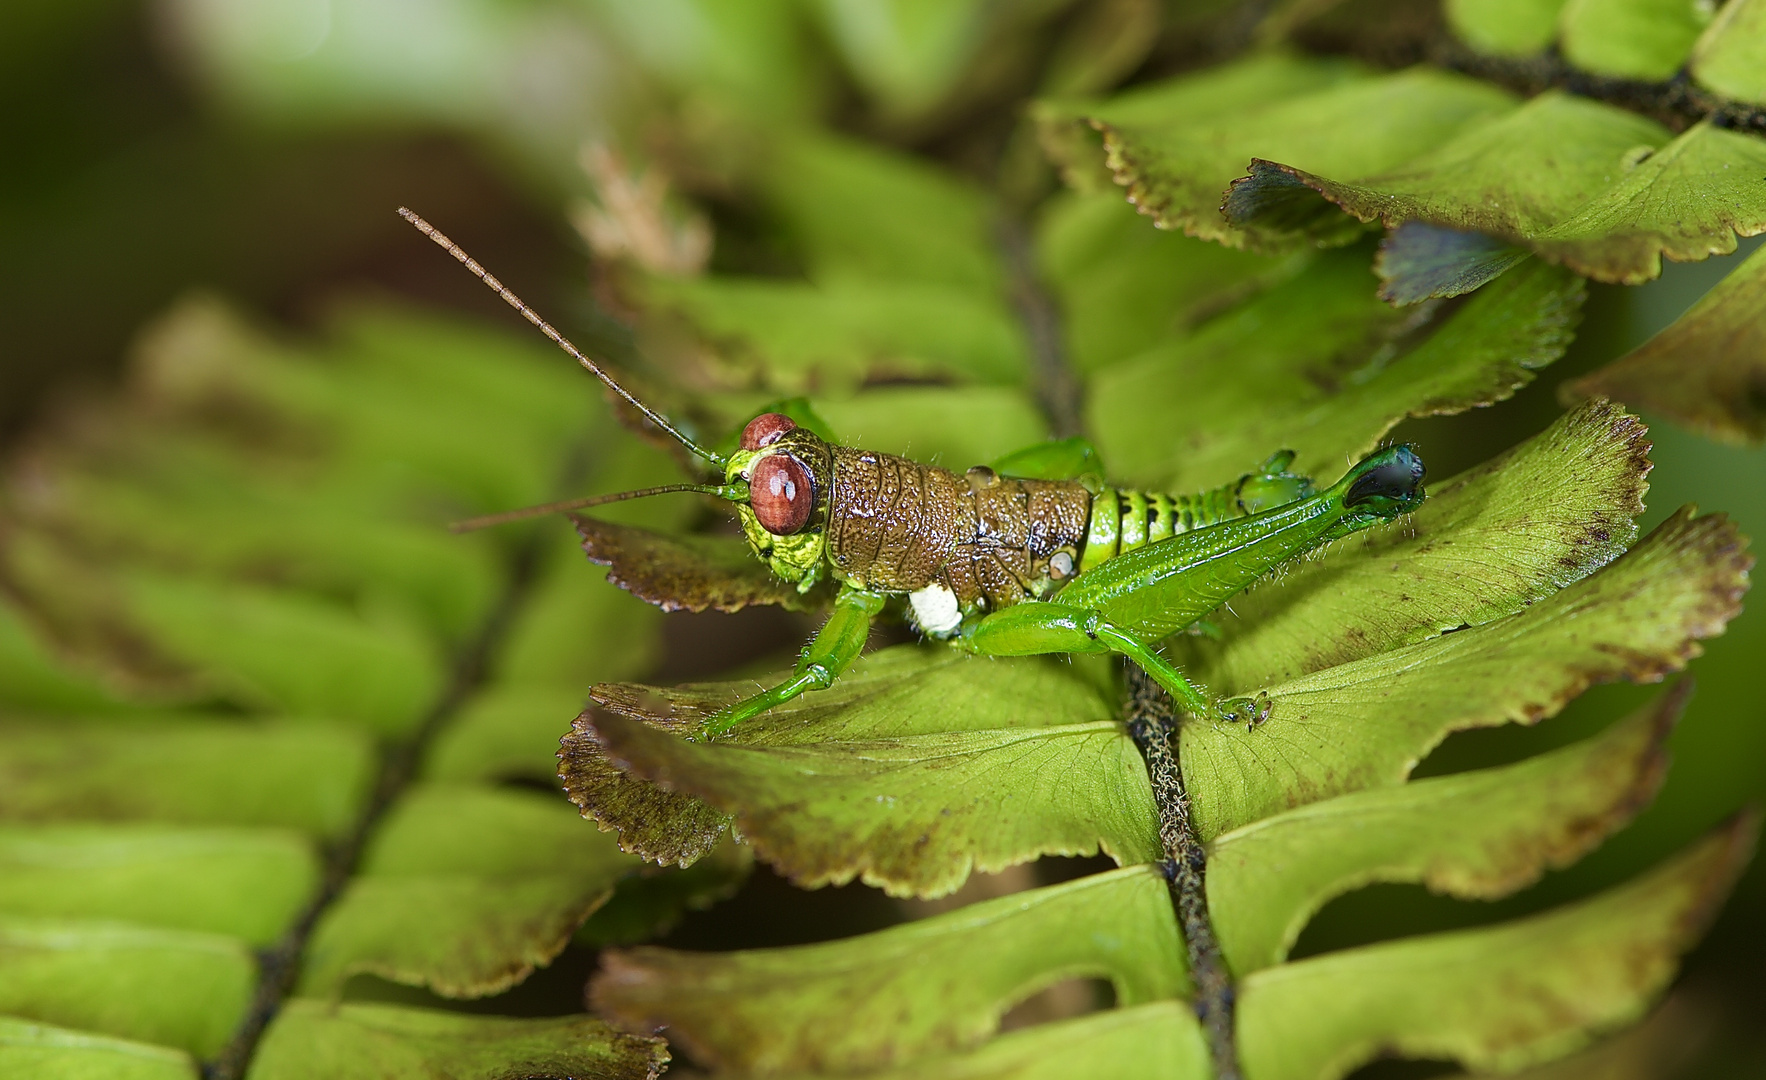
top-left (249, 1001), bottom-right (669, 1080)
top-left (1182, 507), bottom-right (1751, 840)
top-left (1530, 121), bottom-right (1766, 285)
top-left (300, 874), bottom-right (616, 999)
top-left (771, 1002), bottom-right (1212, 1080)
top-left (1031, 53), bottom-right (1365, 195)
top-left (1448, 989), bottom-right (1718, 1080)
top-left (1227, 93), bottom-right (1670, 253)
top-left (572, 648), bottom-right (1135, 892)
top-left (589, 646), bottom-right (1116, 744)
top-left (588, 710), bottom-right (1158, 897)
top-left (560, 707), bottom-right (734, 868)
top-left (299, 785), bottom-right (641, 999)
top-left (1099, 67), bottom-right (1515, 251)
top-left (565, 646), bottom-right (1112, 869)
top-left (1564, 239), bottom-right (1766, 445)
top-left (1240, 98), bottom-right (1766, 289)
top-left (591, 866), bottom-right (1186, 1076)
top-left (1208, 682), bottom-right (1685, 974)
top-left (1177, 398), bottom-right (1652, 696)
top-left (1235, 813), bottom-right (1758, 1080)
top-left (571, 514), bottom-right (829, 613)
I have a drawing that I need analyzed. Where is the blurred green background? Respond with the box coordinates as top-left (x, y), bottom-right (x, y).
top-left (4, 0), bottom-right (1762, 1075)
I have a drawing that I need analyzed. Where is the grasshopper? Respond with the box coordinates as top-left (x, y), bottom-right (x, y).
top-left (402, 209), bottom-right (1426, 739)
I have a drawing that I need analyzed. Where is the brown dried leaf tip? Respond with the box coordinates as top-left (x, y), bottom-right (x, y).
top-left (559, 706), bottom-right (731, 870)
top-left (573, 514), bottom-right (826, 613)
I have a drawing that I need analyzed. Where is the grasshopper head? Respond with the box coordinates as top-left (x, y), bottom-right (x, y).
top-left (725, 413), bottom-right (834, 587)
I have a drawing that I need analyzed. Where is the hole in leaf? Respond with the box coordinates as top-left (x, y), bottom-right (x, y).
top-left (655, 862), bottom-right (902, 951)
top-left (1410, 683), bottom-right (1644, 779)
top-left (650, 605), bottom-right (813, 684)
top-left (898, 864), bottom-right (1041, 919)
top-left (997, 977), bottom-right (1114, 1031)
top-left (897, 856), bottom-right (1118, 920)
top-left (1035, 852), bottom-right (1117, 885)
top-left (337, 941), bottom-right (603, 1017)
top-left (497, 774), bottom-right (563, 796)
top-left (1289, 883), bottom-right (1500, 960)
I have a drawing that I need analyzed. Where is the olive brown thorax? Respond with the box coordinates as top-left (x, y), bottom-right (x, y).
top-left (824, 448), bottom-right (1090, 610)
top-left (725, 413), bottom-right (1093, 613)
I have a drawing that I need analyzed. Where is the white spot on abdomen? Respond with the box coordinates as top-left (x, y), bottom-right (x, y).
top-left (908, 584), bottom-right (963, 638)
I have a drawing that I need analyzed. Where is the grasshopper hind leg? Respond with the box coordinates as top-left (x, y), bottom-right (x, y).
top-left (956, 600), bottom-right (1266, 728)
top-left (1093, 621), bottom-right (1270, 728)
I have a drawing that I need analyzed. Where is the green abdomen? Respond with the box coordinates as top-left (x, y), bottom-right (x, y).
top-left (1079, 459), bottom-right (1313, 573)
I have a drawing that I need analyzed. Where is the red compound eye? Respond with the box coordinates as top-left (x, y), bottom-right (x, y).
top-left (740, 412), bottom-right (796, 450)
top-left (750, 454), bottom-right (813, 535)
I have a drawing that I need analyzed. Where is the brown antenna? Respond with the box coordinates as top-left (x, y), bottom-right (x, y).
top-left (449, 482), bottom-right (747, 533)
top-left (397, 207), bottom-right (725, 468)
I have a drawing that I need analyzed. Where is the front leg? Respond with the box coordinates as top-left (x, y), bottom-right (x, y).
top-left (955, 601), bottom-right (1269, 728)
top-left (699, 586), bottom-right (886, 739)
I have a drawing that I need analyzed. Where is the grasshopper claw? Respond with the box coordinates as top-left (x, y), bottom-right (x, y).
top-left (1217, 691), bottom-right (1273, 731)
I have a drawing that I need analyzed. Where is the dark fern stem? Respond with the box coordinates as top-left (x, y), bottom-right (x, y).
top-left (1431, 37), bottom-right (1766, 135)
top-left (998, 217), bottom-right (1085, 440)
top-left (1124, 664), bottom-right (1241, 1080)
top-left (201, 499), bottom-right (556, 1080)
